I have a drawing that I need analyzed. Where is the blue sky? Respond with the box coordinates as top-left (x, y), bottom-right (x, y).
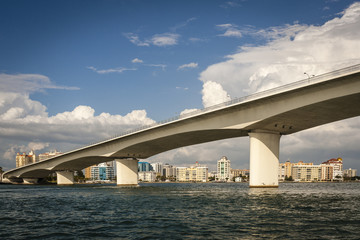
top-left (1, 0), bottom-right (360, 171)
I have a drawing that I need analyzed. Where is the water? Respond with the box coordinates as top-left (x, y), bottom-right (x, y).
top-left (1, 182), bottom-right (359, 239)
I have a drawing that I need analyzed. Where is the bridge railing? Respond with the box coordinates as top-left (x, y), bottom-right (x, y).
top-left (88, 63), bottom-right (360, 147)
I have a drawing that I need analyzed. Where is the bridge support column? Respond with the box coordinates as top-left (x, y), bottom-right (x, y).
top-left (23, 178), bottom-right (39, 184)
top-left (116, 159), bottom-right (139, 186)
top-left (56, 171), bottom-right (74, 185)
top-left (249, 130), bottom-right (281, 188)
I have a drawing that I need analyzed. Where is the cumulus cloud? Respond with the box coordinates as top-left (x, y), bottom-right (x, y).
top-left (178, 62), bottom-right (198, 70)
top-left (196, 2), bottom-right (360, 169)
top-left (0, 73), bottom-right (156, 170)
top-left (201, 81), bottom-right (231, 108)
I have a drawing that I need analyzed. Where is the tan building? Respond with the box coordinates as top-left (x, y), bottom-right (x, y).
top-left (176, 162), bottom-right (208, 182)
top-left (84, 165), bottom-right (96, 179)
top-left (230, 169), bottom-right (249, 178)
top-left (16, 150), bottom-right (38, 168)
top-left (292, 165), bottom-right (322, 182)
top-left (279, 161), bottom-right (313, 180)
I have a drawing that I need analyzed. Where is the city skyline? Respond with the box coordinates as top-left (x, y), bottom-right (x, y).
top-left (1, 0), bottom-right (360, 171)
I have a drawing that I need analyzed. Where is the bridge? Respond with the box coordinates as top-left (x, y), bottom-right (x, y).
top-left (2, 64), bottom-right (360, 187)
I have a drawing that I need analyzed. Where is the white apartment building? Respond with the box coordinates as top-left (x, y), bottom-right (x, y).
top-left (217, 156), bottom-right (231, 182)
top-left (138, 171), bottom-right (157, 182)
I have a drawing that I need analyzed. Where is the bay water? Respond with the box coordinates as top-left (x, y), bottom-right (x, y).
top-left (1, 182), bottom-right (359, 239)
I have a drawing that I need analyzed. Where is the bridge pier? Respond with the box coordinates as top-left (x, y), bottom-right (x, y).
top-left (23, 178), bottom-right (39, 184)
top-left (249, 130), bottom-right (281, 188)
top-left (116, 159), bottom-right (139, 186)
top-left (56, 170), bottom-right (74, 185)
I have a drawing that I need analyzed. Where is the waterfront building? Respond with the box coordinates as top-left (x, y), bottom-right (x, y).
top-left (38, 150), bottom-right (62, 161)
top-left (151, 162), bottom-right (163, 176)
top-left (84, 165), bottom-right (96, 179)
top-left (176, 162), bottom-right (208, 182)
top-left (217, 156), bottom-right (231, 182)
top-left (291, 165), bottom-right (322, 182)
top-left (343, 168), bottom-right (357, 178)
top-left (138, 162), bottom-right (153, 172)
top-left (163, 163), bottom-right (176, 178)
top-left (138, 171), bottom-right (157, 182)
top-left (16, 150), bottom-right (38, 168)
top-left (279, 161), bottom-right (313, 180)
top-left (91, 163), bottom-right (114, 181)
top-left (231, 169), bottom-right (249, 178)
top-left (321, 158), bottom-right (343, 180)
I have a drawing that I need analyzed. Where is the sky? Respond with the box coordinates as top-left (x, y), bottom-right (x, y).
top-left (1, 0), bottom-right (360, 172)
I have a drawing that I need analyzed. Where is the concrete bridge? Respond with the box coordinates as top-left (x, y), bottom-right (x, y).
top-left (3, 64), bottom-right (360, 187)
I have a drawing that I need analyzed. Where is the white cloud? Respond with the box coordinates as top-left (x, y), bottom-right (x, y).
top-left (178, 62), bottom-right (198, 70)
top-left (0, 73), bottom-right (79, 94)
top-left (0, 73), bottom-right (156, 170)
top-left (217, 23), bottom-right (242, 38)
top-left (132, 58), bottom-right (143, 63)
top-left (201, 81), bottom-right (231, 108)
top-left (196, 2), bottom-right (360, 170)
top-left (123, 33), bottom-right (150, 47)
top-left (151, 33), bottom-right (180, 46)
top-left (125, 32), bottom-right (180, 47)
top-left (87, 66), bottom-right (137, 74)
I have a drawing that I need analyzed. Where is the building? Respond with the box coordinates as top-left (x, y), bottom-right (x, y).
top-left (321, 158), bottom-right (343, 180)
top-left (138, 171), bottom-right (157, 182)
top-left (231, 169), bottom-right (249, 178)
top-left (38, 150), bottom-right (62, 161)
top-left (217, 156), bottom-right (231, 182)
top-left (278, 161), bottom-right (313, 180)
top-left (176, 162), bottom-right (208, 182)
top-left (291, 165), bottom-right (322, 182)
top-left (90, 162), bottom-right (115, 181)
top-left (16, 150), bottom-right (38, 168)
top-left (138, 162), bottom-right (153, 172)
top-left (343, 168), bottom-right (357, 178)
top-left (84, 165), bottom-right (96, 179)
top-left (151, 162), bottom-right (163, 176)
top-left (163, 163), bottom-right (176, 178)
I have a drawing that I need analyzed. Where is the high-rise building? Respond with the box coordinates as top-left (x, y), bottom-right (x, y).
top-left (163, 163), bottom-right (176, 177)
top-left (38, 150), bottom-right (62, 161)
top-left (217, 156), bottom-right (231, 182)
top-left (91, 163), bottom-right (115, 181)
top-left (321, 158), bottom-right (343, 180)
top-left (138, 162), bottom-right (153, 172)
top-left (16, 150), bottom-right (38, 167)
top-left (151, 162), bottom-right (163, 176)
top-left (84, 165), bottom-right (96, 179)
top-left (343, 168), bottom-right (357, 178)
